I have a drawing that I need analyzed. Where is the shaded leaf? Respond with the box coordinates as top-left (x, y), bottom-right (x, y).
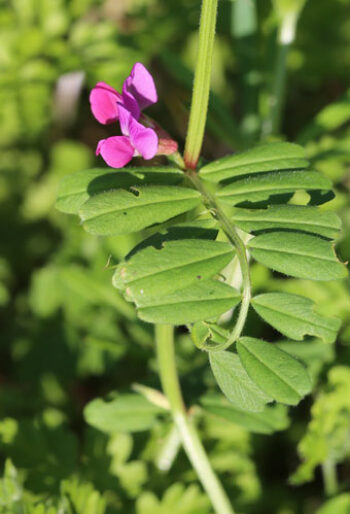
top-left (79, 186), bottom-right (201, 236)
top-left (123, 220), bottom-right (219, 260)
top-left (232, 205), bottom-right (341, 239)
top-left (209, 351), bottom-right (272, 412)
top-left (237, 337), bottom-right (312, 405)
top-left (199, 142), bottom-right (308, 183)
top-left (248, 231), bottom-right (347, 281)
top-left (252, 292), bottom-right (341, 343)
top-left (136, 280), bottom-right (240, 325)
top-left (56, 167), bottom-right (182, 214)
top-left (201, 395), bottom-right (289, 434)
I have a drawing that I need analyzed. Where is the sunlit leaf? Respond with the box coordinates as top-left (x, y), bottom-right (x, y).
top-left (237, 337), bottom-right (312, 405)
top-left (84, 394), bottom-right (164, 433)
top-left (216, 170), bottom-right (332, 205)
top-left (136, 280), bottom-right (240, 325)
top-left (199, 142), bottom-right (308, 183)
top-left (232, 205), bottom-right (341, 239)
top-left (252, 292), bottom-right (341, 343)
top-left (209, 351), bottom-right (272, 412)
top-left (248, 231), bottom-right (347, 280)
top-left (79, 186), bottom-right (201, 236)
top-left (315, 494), bottom-right (350, 514)
top-left (113, 239), bottom-right (234, 299)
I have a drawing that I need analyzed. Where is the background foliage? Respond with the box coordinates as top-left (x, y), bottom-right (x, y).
top-left (1, 0), bottom-right (350, 512)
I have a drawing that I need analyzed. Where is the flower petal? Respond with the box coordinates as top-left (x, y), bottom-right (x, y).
top-left (89, 82), bottom-right (121, 124)
top-left (118, 103), bottom-right (132, 137)
top-left (121, 87), bottom-right (140, 120)
top-left (96, 136), bottom-right (134, 168)
top-left (123, 62), bottom-right (158, 111)
top-left (128, 116), bottom-right (158, 160)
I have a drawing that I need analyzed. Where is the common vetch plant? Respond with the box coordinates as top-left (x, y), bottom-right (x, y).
top-left (56, 0), bottom-right (347, 512)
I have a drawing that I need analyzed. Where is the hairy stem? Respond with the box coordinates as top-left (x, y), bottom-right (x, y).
top-left (156, 324), bottom-right (235, 514)
top-left (187, 172), bottom-right (251, 351)
top-left (184, 0), bottom-right (219, 169)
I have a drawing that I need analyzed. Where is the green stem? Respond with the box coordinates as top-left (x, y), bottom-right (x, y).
top-left (184, 0), bottom-right (219, 169)
top-left (265, 42), bottom-right (289, 136)
top-left (322, 459), bottom-right (339, 497)
top-left (156, 324), bottom-right (235, 514)
top-left (187, 172), bottom-right (251, 351)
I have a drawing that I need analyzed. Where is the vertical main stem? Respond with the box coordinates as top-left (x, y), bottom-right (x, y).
top-left (184, 0), bottom-right (219, 169)
top-left (156, 324), bottom-right (235, 514)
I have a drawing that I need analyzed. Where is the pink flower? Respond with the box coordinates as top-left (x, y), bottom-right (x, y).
top-left (90, 63), bottom-right (159, 168)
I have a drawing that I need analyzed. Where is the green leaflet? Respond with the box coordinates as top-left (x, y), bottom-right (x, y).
top-left (201, 395), bottom-right (289, 434)
top-left (237, 337), bottom-right (312, 405)
top-left (113, 239), bottom-right (234, 299)
top-left (84, 394), bottom-right (164, 433)
top-left (216, 170), bottom-right (332, 205)
top-left (252, 293), bottom-right (341, 343)
top-left (209, 351), bottom-right (272, 412)
top-left (136, 482), bottom-right (211, 514)
top-left (290, 367), bottom-right (350, 485)
top-left (232, 205), bottom-right (341, 239)
top-left (315, 494), bottom-right (350, 514)
top-left (56, 167), bottom-right (183, 214)
top-left (199, 142), bottom-right (308, 183)
top-left (136, 280), bottom-right (241, 325)
top-left (191, 321), bottom-right (229, 349)
top-left (122, 220), bottom-right (219, 259)
top-left (277, 341), bottom-right (334, 385)
top-left (248, 231), bottom-right (347, 281)
top-left (79, 186), bottom-right (201, 236)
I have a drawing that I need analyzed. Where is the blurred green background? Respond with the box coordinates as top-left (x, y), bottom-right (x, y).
top-left (1, 0), bottom-right (350, 512)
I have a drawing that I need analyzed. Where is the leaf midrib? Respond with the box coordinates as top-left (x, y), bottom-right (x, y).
top-left (125, 249), bottom-right (234, 285)
top-left (81, 194), bottom-right (199, 223)
top-left (138, 294), bottom-right (240, 309)
top-left (250, 244), bottom-right (336, 262)
top-left (202, 155), bottom-right (307, 175)
top-left (252, 300), bottom-right (335, 333)
top-left (233, 215), bottom-right (337, 231)
top-left (218, 179), bottom-right (327, 198)
top-left (239, 343), bottom-right (301, 397)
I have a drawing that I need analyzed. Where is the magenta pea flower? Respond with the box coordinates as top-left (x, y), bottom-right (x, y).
top-left (89, 62), bottom-right (176, 168)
